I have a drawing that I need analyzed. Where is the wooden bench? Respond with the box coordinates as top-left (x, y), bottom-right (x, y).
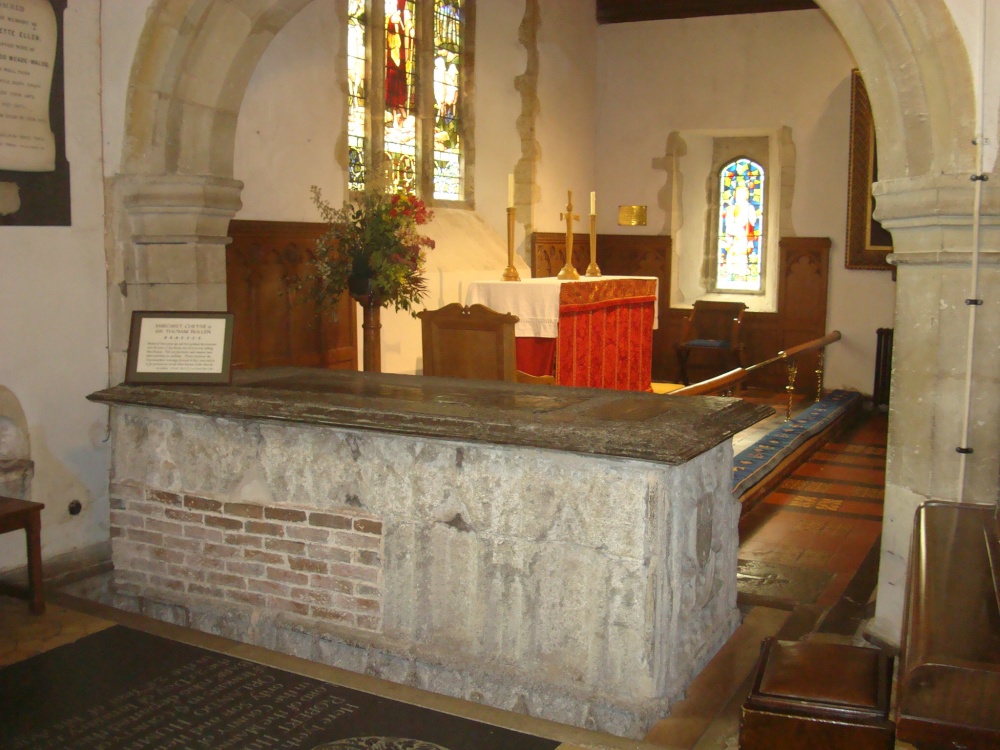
top-left (0, 496), bottom-right (45, 614)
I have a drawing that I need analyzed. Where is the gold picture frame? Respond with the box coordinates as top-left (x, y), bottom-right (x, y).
top-left (846, 70), bottom-right (893, 270)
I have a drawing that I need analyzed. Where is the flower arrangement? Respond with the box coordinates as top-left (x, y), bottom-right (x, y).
top-left (305, 185), bottom-right (435, 314)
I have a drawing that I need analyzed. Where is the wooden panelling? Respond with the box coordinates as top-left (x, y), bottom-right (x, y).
top-left (530, 233), bottom-right (831, 392)
top-left (226, 220), bottom-right (357, 371)
top-left (663, 238), bottom-right (830, 392)
top-left (531, 232), bottom-right (592, 279)
top-left (770, 237), bottom-right (831, 393)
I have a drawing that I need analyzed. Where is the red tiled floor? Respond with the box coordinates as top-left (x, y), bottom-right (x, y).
top-left (739, 410), bottom-right (888, 609)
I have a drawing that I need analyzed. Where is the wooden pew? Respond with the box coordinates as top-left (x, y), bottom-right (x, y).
top-left (896, 501), bottom-right (1000, 748)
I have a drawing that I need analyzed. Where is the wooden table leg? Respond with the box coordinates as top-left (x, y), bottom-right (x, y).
top-left (25, 509), bottom-right (44, 614)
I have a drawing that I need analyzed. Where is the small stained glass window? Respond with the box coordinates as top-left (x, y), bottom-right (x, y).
top-left (716, 158), bottom-right (765, 292)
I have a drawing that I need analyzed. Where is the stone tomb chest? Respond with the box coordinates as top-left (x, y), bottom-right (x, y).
top-left (89, 369), bottom-right (769, 737)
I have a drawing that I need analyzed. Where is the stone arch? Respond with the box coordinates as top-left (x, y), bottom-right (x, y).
top-left (121, 0), bottom-right (976, 186)
top-left (109, 1), bottom-right (978, 328)
top-left (121, 0), bottom-right (315, 177)
top-left (816, 1), bottom-right (977, 178)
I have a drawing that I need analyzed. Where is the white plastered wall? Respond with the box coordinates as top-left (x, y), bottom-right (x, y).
top-left (595, 10), bottom-right (898, 393)
top-left (231, 0), bottom-right (593, 374)
top-left (0, 2), bottom-right (110, 571)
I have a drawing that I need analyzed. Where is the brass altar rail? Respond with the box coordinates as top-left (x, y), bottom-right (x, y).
top-left (745, 330), bottom-right (842, 419)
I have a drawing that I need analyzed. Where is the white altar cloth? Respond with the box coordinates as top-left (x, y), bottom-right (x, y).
top-left (465, 276), bottom-right (659, 338)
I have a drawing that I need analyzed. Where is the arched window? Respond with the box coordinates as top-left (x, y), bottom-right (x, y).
top-left (348, 0), bottom-right (470, 203)
top-left (714, 158), bottom-right (765, 293)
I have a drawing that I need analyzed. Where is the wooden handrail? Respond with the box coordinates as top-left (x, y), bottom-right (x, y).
top-left (778, 330), bottom-right (842, 360)
top-left (746, 331), bottom-right (842, 373)
top-left (669, 368), bottom-right (747, 397)
top-left (669, 331), bottom-right (843, 413)
top-left (745, 330), bottom-right (842, 419)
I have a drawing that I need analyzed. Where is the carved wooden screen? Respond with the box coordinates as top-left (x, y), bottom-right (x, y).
top-left (660, 237), bottom-right (831, 391)
top-left (532, 233), bottom-right (831, 390)
top-left (226, 220), bottom-right (357, 371)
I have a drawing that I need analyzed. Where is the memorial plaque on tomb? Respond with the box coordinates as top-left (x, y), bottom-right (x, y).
top-left (125, 311), bottom-right (235, 385)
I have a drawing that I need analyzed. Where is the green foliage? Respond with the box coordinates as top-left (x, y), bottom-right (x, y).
top-left (303, 186), bottom-right (435, 316)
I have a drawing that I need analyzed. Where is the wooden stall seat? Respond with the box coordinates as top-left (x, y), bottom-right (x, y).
top-left (740, 638), bottom-right (894, 750)
top-left (419, 303), bottom-right (550, 384)
top-left (0, 496), bottom-right (45, 614)
top-left (675, 301), bottom-right (746, 385)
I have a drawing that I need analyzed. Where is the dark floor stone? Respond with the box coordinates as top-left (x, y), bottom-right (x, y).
top-left (0, 626), bottom-right (558, 750)
top-left (736, 559), bottom-right (834, 610)
top-left (818, 534), bottom-right (882, 635)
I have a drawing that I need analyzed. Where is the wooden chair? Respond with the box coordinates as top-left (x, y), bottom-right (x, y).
top-left (0, 496), bottom-right (45, 614)
top-left (419, 303), bottom-right (554, 384)
top-left (674, 301), bottom-right (747, 385)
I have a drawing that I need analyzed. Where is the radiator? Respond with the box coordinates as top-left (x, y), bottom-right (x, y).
top-left (873, 328), bottom-right (893, 407)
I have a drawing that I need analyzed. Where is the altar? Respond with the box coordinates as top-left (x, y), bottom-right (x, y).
top-left (466, 276), bottom-right (658, 391)
top-left (89, 369), bottom-right (768, 737)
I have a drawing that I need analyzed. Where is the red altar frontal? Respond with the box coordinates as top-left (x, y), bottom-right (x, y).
top-left (466, 276), bottom-right (658, 391)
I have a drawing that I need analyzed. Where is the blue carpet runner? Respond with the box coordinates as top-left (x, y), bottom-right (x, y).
top-left (732, 390), bottom-right (862, 497)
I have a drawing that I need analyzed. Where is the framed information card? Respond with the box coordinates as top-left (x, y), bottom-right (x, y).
top-left (125, 311), bottom-right (235, 385)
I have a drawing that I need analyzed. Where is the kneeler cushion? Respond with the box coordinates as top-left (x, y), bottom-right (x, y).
top-left (740, 638), bottom-right (894, 750)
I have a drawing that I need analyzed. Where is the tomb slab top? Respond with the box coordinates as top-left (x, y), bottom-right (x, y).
top-left (88, 368), bottom-right (772, 465)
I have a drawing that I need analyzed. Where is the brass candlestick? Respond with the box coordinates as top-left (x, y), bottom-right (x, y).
top-left (502, 206), bottom-right (520, 281)
top-left (557, 191), bottom-right (580, 280)
top-left (585, 213), bottom-right (601, 277)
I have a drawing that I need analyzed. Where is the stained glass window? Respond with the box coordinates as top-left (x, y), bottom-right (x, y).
top-left (433, 0), bottom-right (462, 200)
top-left (349, 0), bottom-right (468, 201)
top-left (715, 158), bottom-right (765, 292)
top-left (383, 0), bottom-right (417, 193)
top-left (347, 0), bottom-right (367, 193)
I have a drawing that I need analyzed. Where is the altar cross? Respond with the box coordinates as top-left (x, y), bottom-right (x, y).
top-left (558, 190), bottom-right (581, 280)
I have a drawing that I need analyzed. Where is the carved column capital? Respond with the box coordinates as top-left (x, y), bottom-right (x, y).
top-left (872, 173), bottom-right (1000, 265)
top-left (118, 173), bottom-right (244, 247)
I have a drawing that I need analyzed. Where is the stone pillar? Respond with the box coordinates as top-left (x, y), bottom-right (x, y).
top-left (106, 174), bottom-right (243, 383)
top-left (868, 173), bottom-right (1000, 644)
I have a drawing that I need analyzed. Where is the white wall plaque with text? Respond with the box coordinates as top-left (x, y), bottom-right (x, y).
top-left (0, 0), bottom-right (57, 172)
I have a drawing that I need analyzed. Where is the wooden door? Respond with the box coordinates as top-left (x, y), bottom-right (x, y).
top-left (226, 220), bottom-right (357, 371)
